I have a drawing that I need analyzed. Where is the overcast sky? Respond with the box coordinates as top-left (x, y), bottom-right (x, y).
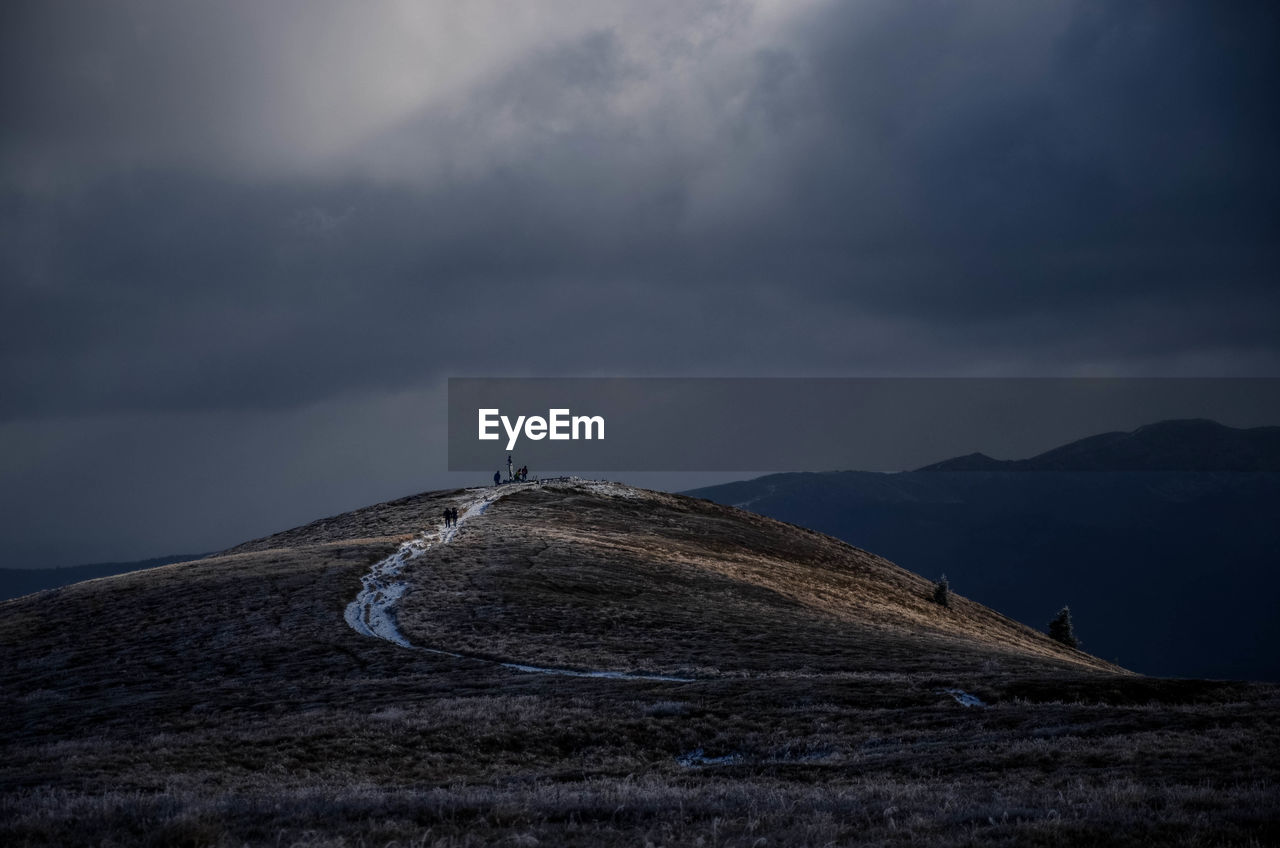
top-left (2, 0), bottom-right (1278, 567)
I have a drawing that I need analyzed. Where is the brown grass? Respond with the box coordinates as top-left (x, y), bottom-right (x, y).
top-left (0, 480), bottom-right (1275, 846)
top-left (395, 485), bottom-right (1118, 676)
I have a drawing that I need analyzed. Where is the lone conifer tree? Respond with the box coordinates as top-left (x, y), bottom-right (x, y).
top-left (1048, 606), bottom-right (1079, 648)
top-left (932, 574), bottom-right (951, 608)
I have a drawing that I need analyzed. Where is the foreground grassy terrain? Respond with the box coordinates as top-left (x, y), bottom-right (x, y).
top-left (1, 481), bottom-right (1276, 846)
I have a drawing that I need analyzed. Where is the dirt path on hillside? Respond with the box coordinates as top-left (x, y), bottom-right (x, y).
top-left (343, 480), bottom-right (692, 682)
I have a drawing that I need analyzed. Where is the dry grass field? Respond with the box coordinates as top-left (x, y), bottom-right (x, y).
top-left (1, 480), bottom-right (1276, 846)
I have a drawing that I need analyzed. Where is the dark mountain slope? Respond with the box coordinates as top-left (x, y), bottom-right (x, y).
top-left (0, 554), bottom-right (206, 602)
top-left (2, 480), bottom-right (1276, 846)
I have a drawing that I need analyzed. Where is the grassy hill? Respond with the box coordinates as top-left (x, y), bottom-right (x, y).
top-left (1, 479), bottom-right (1276, 846)
top-left (688, 424), bottom-right (1280, 681)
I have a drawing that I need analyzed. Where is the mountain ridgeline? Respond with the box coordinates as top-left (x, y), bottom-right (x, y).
top-left (916, 419), bottom-right (1280, 472)
top-left (687, 420), bottom-right (1280, 681)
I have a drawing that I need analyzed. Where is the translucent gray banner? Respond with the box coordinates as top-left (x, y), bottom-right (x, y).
top-left (447, 378), bottom-right (1280, 473)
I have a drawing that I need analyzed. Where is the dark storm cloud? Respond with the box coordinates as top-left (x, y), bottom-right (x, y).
top-left (754, 3), bottom-right (1280, 323)
top-left (2, 0), bottom-right (1279, 564)
top-left (3, 2), bottom-right (1276, 419)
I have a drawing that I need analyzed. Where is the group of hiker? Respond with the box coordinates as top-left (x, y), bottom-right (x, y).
top-left (492, 455), bottom-right (530, 486)
top-left (440, 506), bottom-right (460, 528)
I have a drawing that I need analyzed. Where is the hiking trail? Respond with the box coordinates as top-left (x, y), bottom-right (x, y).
top-left (343, 480), bottom-right (692, 682)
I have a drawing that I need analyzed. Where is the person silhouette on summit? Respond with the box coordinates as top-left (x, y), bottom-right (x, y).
top-left (507, 455), bottom-right (513, 481)
top-left (441, 507), bottom-right (451, 528)
top-left (494, 470), bottom-right (501, 486)
top-left (449, 507), bottom-right (458, 526)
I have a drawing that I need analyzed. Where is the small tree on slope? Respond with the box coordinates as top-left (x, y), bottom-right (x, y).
top-left (932, 574), bottom-right (951, 608)
top-left (1048, 606), bottom-right (1079, 649)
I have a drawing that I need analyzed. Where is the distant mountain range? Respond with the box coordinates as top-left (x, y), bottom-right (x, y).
top-left (917, 419), bottom-right (1280, 472)
top-left (687, 420), bottom-right (1280, 681)
top-left (0, 554), bottom-right (206, 601)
